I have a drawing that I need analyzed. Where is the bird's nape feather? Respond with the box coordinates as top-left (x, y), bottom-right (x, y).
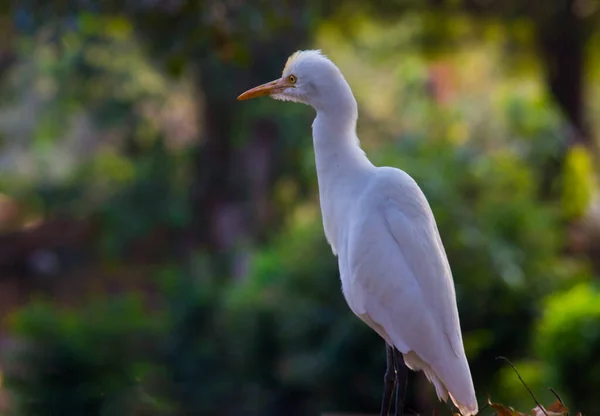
top-left (282, 49), bottom-right (327, 76)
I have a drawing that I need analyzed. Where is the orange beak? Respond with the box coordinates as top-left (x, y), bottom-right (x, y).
top-left (237, 77), bottom-right (293, 100)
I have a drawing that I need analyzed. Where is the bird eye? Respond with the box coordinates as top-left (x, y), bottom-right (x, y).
top-left (288, 75), bottom-right (297, 84)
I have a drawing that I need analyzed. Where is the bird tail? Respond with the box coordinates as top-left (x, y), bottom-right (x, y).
top-left (403, 351), bottom-right (478, 416)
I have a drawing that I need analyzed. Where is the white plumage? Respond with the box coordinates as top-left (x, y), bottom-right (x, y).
top-left (238, 50), bottom-right (478, 416)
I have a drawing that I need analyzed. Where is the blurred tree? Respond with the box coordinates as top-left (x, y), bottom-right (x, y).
top-left (357, 0), bottom-right (599, 148)
top-left (456, 0), bottom-right (599, 204)
top-left (7, 1), bottom-right (334, 278)
top-left (117, 1), bottom-right (320, 256)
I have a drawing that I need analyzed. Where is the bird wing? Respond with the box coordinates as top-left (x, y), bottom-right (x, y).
top-left (347, 168), bottom-right (464, 357)
top-left (344, 168), bottom-right (475, 410)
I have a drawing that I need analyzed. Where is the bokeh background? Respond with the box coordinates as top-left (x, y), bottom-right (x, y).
top-left (0, 1), bottom-right (599, 415)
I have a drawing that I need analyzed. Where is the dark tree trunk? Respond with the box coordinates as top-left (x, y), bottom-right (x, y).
top-left (189, 96), bottom-right (235, 252)
top-left (185, 39), bottom-right (309, 276)
top-left (537, 0), bottom-right (591, 146)
top-left (534, 0), bottom-right (595, 199)
top-left (534, 1), bottom-right (600, 272)
top-left (0, 13), bottom-right (15, 86)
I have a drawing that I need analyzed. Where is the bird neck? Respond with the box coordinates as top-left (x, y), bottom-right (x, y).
top-left (312, 109), bottom-right (374, 251)
top-left (312, 111), bottom-right (372, 190)
top-left (310, 79), bottom-right (363, 170)
top-left (312, 111), bottom-right (361, 163)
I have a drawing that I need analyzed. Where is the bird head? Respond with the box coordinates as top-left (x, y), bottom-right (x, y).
top-left (237, 50), bottom-right (351, 111)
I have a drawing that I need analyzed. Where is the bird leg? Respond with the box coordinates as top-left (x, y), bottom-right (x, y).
top-left (392, 348), bottom-right (408, 416)
top-left (380, 343), bottom-right (396, 416)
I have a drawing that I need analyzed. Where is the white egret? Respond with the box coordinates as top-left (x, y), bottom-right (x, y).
top-left (238, 50), bottom-right (478, 416)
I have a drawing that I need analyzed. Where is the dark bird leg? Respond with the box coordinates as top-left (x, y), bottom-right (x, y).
top-left (392, 348), bottom-right (408, 416)
top-left (380, 343), bottom-right (396, 416)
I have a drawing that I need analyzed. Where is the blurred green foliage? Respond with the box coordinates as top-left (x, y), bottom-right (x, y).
top-left (0, 3), bottom-right (599, 416)
top-left (5, 296), bottom-right (170, 416)
top-left (562, 145), bottom-right (596, 220)
top-left (535, 282), bottom-right (600, 414)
